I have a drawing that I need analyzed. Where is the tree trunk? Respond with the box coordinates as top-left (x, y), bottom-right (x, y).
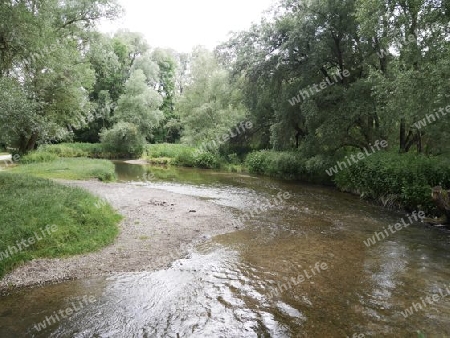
top-left (18, 133), bottom-right (39, 154)
top-left (399, 118), bottom-right (406, 152)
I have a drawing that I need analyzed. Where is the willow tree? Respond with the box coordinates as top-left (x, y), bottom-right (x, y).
top-left (0, 0), bottom-right (121, 153)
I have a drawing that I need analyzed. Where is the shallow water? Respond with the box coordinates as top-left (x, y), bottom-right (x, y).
top-left (1, 163), bottom-right (449, 337)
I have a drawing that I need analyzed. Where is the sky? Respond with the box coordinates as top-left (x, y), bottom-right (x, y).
top-left (99, 0), bottom-right (276, 53)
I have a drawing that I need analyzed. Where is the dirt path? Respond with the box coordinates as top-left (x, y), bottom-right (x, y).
top-left (0, 180), bottom-right (237, 294)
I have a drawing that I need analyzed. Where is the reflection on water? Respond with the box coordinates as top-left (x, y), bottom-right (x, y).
top-left (0, 163), bottom-right (449, 337)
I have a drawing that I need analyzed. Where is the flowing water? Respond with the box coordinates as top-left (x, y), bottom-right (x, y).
top-left (1, 163), bottom-right (449, 337)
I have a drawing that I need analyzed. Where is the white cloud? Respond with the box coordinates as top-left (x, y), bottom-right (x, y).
top-left (99, 0), bottom-right (275, 52)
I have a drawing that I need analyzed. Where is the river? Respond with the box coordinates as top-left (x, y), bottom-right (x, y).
top-left (1, 163), bottom-right (449, 337)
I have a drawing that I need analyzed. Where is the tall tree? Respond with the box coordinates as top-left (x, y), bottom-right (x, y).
top-left (177, 47), bottom-right (248, 146)
top-left (114, 69), bottom-right (164, 140)
top-left (0, 0), bottom-right (121, 152)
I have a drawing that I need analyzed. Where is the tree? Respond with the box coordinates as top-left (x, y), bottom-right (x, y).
top-left (217, 0), bottom-right (450, 157)
top-left (113, 69), bottom-right (164, 140)
top-left (0, 0), bottom-right (122, 153)
top-left (150, 48), bottom-right (180, 143)
top-left (177, 47), bottom-right (248, 147)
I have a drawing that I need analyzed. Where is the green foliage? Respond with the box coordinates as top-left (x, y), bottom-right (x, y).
top-left (217, 0), bottom-right (450, 155)
top-left (144, 144), bottom-right (221, 169)
top-left (0, 78), bottom-right (38, 149)
top-left (173, 149), bottom-right (197, 168)
top-left (245, 150), bottom-right (334, 183)
top-left (38, 143), bottom-right (113, 158)
top-left (114, 69), bottom-right (164, 139)
top-left (335, 152), bottom-right (450, 212)
top-left (245, 151), bottom-right (270, 174)
top-left (227, 153), bottom-right (241, 165)
top-left (144, 143), bottom-right (195, 159)
top-left (172, 149), bottom-right (221, 169)
top-left (0, 173), bottom-right (121, 278)
top-left (38, 143), bottom-right (97, 157)
top-left (9, 158), bottom-right (117, 182)
top-left (177, 47), bottom-right (248, 146)
top-left (0, 0), bottom-right (122, 152)
top-left (20, 151), bottom-right (58, 164)
top-left (417, 331), bottom-right (426, 338)
top-left (193, 151), bottom-right (221, 169)
top-left (100, 122), bottom-right (146, 158)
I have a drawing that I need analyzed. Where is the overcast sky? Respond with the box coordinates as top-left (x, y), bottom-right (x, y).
top-left (99, 0), bottom-right (275, 52)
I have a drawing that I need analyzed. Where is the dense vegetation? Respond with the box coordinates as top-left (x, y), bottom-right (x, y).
top-left (0, 173), bottom-right (121, 278)
top-left (1, 0), bottom-right (449, 214)
top-left (10, 157), bottom-right (116, 181)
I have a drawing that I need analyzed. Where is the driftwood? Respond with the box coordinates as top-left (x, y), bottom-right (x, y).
top-left (425, 186), bottom-right (450, 226)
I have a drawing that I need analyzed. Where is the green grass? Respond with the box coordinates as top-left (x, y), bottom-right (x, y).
top-left (0, 173), bottom-right (122, 278)
top-left (38, 143), bottom-right (115, 159)
top-left (9, 158), bottom-right (117, 182)
top-left (144, 143), bottom-right (196, 159)
top-left (35, 142), bottom-right (233, 170)
top-left (144, 143), bottom-right (222, 169)
top-left (20, 151), bottom-right (58, 164)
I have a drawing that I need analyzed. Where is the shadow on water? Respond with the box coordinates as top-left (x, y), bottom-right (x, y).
top-left (1, 163), bottom-right (449, 337)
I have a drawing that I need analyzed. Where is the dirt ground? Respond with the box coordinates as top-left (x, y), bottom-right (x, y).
top-left (0, 180), bottom-right (237, 294)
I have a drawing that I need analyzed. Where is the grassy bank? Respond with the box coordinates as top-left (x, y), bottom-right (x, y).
top-left (14, 142), bottom-right (450, 215)
top-left (0, 173), bottom-right (121, 278)
top-left (245, 150), bottom-right (335, 184)
top-left (9, 157), bottom-right (116, 181)
top-left (144, 144), bottom-right (246, 172)
top-left (36, 143), bottom-right (243, 171)
top-left (334, 152), bottom-right (450, 213)
top-left (245, 149), bottom-right (450, 214)
top-left (38, 143), bottom-right (114, 158)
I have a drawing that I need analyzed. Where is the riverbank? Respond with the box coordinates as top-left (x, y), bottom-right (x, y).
top-left (0, 180), bottom-right (237, 295)
top-left (0, 173), bottom-right (122, 283)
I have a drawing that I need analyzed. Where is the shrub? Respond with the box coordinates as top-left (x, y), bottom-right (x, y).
top-left (245, 150), bottom-right (333, 183)
top-left (173, 148), bottom-right (196, 167)
top-left (145, 143), bottom-right (195, 159)
top-left (335, 152), bottom-right (450, 212)
top-left (194, 151), bottom-right (221, 169)
top-left (100, 122), bottom-right (145, 158)
top-left (245, 151), bottom-right (269, 174)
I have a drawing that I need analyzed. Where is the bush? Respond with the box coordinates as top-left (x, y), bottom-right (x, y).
top-left (245, 150), bottom-right (333, 183)
top-left (145, 143), bottom-right (195, 159)
top-left (144, 144), bottom-right (221, 169)
top-left (173, 148), bottom-right (196, 167)
top-left (21, 151), bottom-right (58, 164)
top-left (100, 122), bottom-right (145, 158)
top-left (194, 151), bottom-right (221, 169)
top-left (334, 152), bottom-right (450, 212)
top-left (245, 151), bottom-right (269, 174)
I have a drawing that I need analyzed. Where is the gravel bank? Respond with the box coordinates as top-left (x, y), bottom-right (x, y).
top-left (0, 180), bottom-right (237, 294)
